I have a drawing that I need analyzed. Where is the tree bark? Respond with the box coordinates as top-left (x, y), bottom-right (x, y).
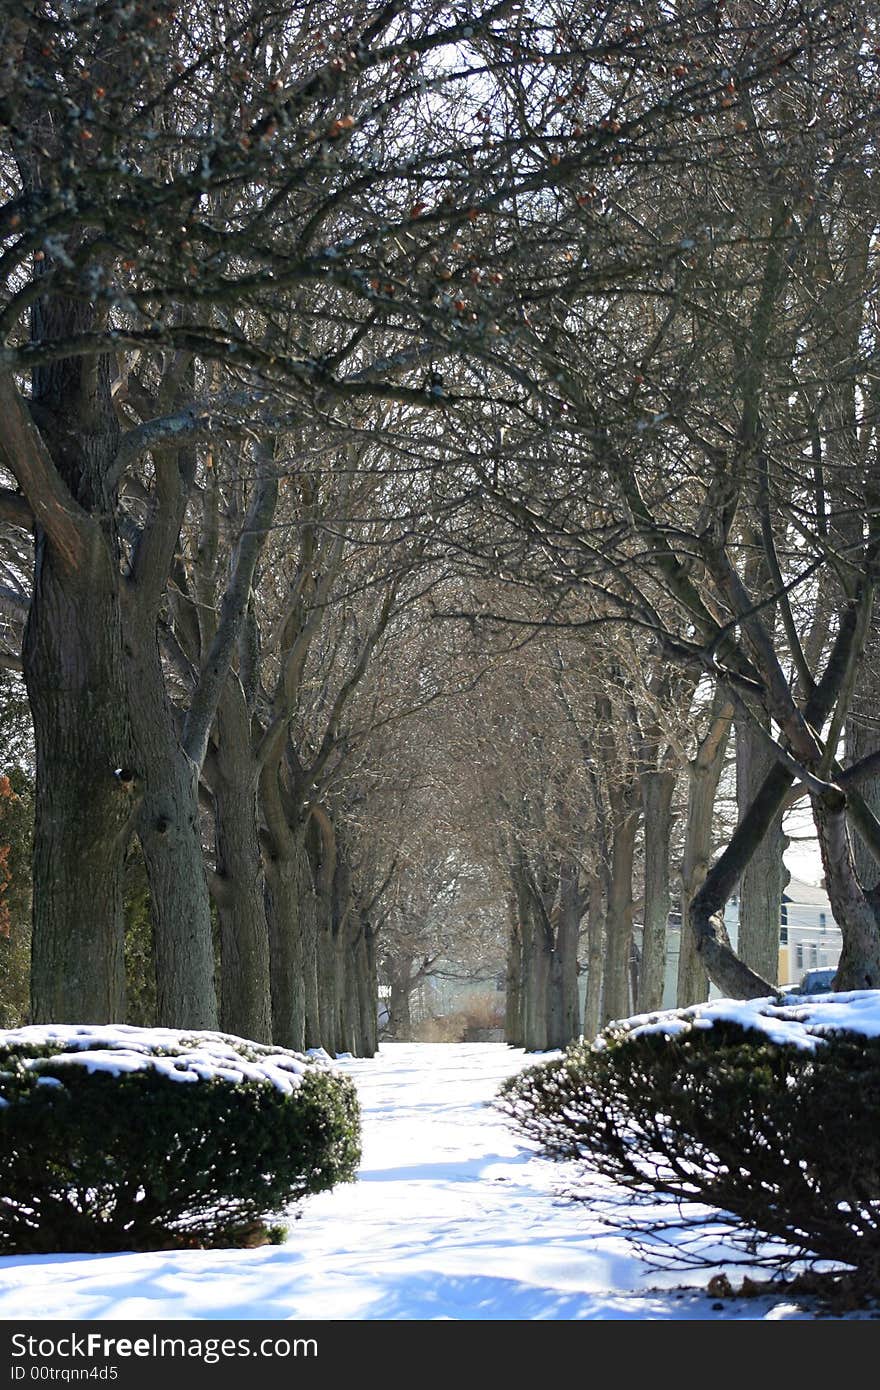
top-left (0, 342), bottom-right (136, 1023)
top-left (602, 789), bottom-right (639, 1023)
top-left (547, 857), bottom-right (581, 1048)
top-left (520, 901), bottom-right (551, 1050)
top-left (812, 789), bottom-right (880, 990)
top-left (504, 893), bottom-right (524, 1046)
top-left (208, 684), bottom-right (272, 1042)
top-left (387, 961), bottom-right (414, 1039)
top-left (355, 913), bottom-right (379, 1057)
top-left (264, 830), bottom-right (312, 1051)
top-left (126, 599), bottom-right (217, 1028)
top-left (846, 687), bottom-right (880, 893)
top-left (638, 768), bottom-right (676, 1011)
top-left (736, 712), bottom-right (788, 984)
top-left (678, 695), bottom-right (733, 1006)
top-left (583, 873), bottom-right (604, 1039)
top-left (26, 534), bottom-right (135, 1021)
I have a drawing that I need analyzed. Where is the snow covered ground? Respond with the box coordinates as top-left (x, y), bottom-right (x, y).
top-left (0, 1041), bottom-right (874, 1321)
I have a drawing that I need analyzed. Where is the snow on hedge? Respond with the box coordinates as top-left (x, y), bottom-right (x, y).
top-left (600, 989), bottom-right (880, 1053)
top-left (0, 1024), bottom-right (328, 1094)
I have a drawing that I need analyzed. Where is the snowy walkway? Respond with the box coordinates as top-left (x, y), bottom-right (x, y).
top-left (0, 1043), bottom-right (861, 1320)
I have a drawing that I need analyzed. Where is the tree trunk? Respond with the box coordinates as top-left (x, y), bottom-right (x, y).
top-left (638, 768), bottom-right (676, 1012)
top-left (316, 910), bottom-right (338, 1053)
top-left (338, 908), bottom-right (363, 1056)
top-left (26, 536), bottom-right (134, 1022)
top-left (7, 320), bottom-right (136, 1023)
top-left (126, 603), bottom-right (217, 1029)
top-left (387, 964), bottom-right (413, 1039)
top-left (521, 899), bottom-right (552, 1051)
top-left (846, 700), bottom-right (880, 892)
top-left (547, 857), bottom-right (581, 1048)
top-left (264, 832), bottom-right (312, 1051)
top-left (602, 793), bottom-right (639, 1023)
top-left (356, 915), bottom-right (379, 1057)
top-left (812, 790), bottom-right (880, 990)
top-left (583, 874), bottom-right (604, 1039)
top-left (504, 894), bottom-right (524, 1046)
top-left (736, 713), bottom-right (788, 985)
top-left (678, 696), bottom-right (733, 1006)
top-left (208, 687), bottom-right (271, 1042)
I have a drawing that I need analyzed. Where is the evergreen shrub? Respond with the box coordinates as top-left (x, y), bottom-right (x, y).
top-left (0, 1025), bottom-right (361, 1252)
top-left (499, 998), bottom-right (880, 1283)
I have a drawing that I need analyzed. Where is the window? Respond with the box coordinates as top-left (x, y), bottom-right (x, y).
top-left (796, 944), bottom-right (804, 970)
top-left (780, 926), bottom-right (788, 944)
top-left (819, 912), bottom-right (826, 931)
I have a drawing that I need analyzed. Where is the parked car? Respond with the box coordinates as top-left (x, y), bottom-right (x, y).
top-left (796, 967), bottom-right (837, 995)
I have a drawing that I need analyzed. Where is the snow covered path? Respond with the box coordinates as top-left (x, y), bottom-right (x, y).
top-left (0, 1043), bottom-right (861, 1320)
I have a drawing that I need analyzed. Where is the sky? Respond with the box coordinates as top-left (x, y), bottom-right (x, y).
top-left (0, 1032), bottom-right (875, 1322)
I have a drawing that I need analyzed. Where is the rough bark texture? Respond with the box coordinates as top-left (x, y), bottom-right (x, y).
top-left (638, 769), bottom-right (676, 1012)
top-left (355, 913), bottom-right (379, 1057)
top-left (387, 962), bottom-right (414, 1040)
top-left (547, 857), bottom-right (581, 1048)
top-left (504, 895), bottom-right (524, 1046)
top-left (208, 686), bottom-right (272, 1042)
top-left (520, 904), bottom-right (551, 1051)
top-left (312, 817), bottom-right (340, 1053)
top-left (4, 305), bottom-right (136, 1021)
top-left (736, 712), bottom-right (788, 984)
top-left (507, 846), bottom-right (561, 1051)
top-left (677, 698), bottom-right (733, 1006)
top-left (690, 761), bottom-right (797, 998)
top-left (602, 791), bottom-right (639, 1023)
top-left (583, 874), bottom-right (604, 1040)
top-left (127, 601), bottom-right (217, 1029)
top-left (264, 833), bottom-right (312, 1051)
top-left (813, 791), bottom-right (880, 990)
top-left (26, 533), bottom-right (134, 1021)
top-left (846, 708), bottom-right (880, 892)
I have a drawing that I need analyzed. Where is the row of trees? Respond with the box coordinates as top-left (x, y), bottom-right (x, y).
top-left (1, 1), bottom-right (879, 1051)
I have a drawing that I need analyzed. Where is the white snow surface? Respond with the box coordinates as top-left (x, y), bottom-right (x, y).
top-left (0, 1038), bottom-right (875, 1321)
top-left (604, 988), bottom-right (880, 1052)
top-left (0, 1025), bottom-right (316, 1094)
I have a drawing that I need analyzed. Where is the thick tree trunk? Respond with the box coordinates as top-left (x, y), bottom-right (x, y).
top-left (213, 775), bottom-right (271, 1041)
top-left (126, 605), bottom-right (217, 1029)
top-left (813, 790), bottom-right (880, 990)
top-left (736, 713), bottom-right (788, 985)
top-left (547, 857), bottom-right (581, 1048)
top-left (6, 325), bottom-right (136, 1022)
top-left (521, 902), bottom-right (551, 1050)
top-left (678, 697), bottom-right (733, 1006)
top-left (264, 832), bottom-right (312, 1051)
top-left (602, 794), bottom-right (639, 1023)
top-left (26, 538), bottom-right (134, 1022)
top-left (208, 689), bottom-right (271, 1042)
top-left (638, 769), bottom-right (676, 1012)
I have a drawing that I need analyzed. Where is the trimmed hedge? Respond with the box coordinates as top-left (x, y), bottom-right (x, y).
top-left (499, 1003), bottom-right (880, 1283)
top-left (0, 1026), bottom-right (361, 1252)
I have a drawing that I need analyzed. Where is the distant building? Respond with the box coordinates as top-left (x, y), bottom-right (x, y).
top-left (660, 875), bottom-right (837, 1006)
